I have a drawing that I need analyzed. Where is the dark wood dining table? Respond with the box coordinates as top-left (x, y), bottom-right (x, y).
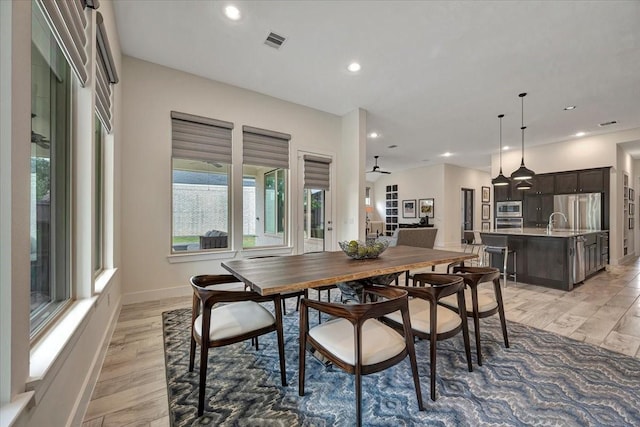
top-left (221, 245), bottom-right (477, 296)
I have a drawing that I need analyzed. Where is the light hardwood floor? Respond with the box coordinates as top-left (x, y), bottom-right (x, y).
top-left (82, 258), bottom-right (640, 426)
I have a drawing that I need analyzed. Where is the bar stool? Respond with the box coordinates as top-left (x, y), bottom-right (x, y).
top-left (480, 234), bottom-right (516, 286)
top-left (440, 266), bottom-right (510, 366)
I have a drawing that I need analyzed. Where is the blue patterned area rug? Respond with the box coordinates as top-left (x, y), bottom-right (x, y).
top-left (162, 302), bottom-right (640, 426)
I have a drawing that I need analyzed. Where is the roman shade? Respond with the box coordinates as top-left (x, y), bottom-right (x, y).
top-left (95, 12), bottom-right (119, 133)
top-left (303, 155), bottom-right (331, 190)
top-left (242, 126), bottom-right (290, 169)
top-left (37, 0), bottom-right (88, 85)
top-left (171, 111), bottom-right (233, 163)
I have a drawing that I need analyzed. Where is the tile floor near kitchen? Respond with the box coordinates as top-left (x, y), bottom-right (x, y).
top-left (82, 258), bottom-right (640, 426)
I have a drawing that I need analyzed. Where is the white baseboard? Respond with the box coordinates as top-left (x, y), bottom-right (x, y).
top-left (616, 252), bottom-right (637, 265)
top-left (67, 295), bottom-right (122, 427)
top-left (122, 284), bottom-right (191, 306)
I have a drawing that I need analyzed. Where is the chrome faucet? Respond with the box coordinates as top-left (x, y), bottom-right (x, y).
top-left (547, 212), bottom-right (568, 233)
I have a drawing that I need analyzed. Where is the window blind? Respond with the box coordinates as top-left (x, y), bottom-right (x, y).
top-left (303, 155), bottom-right (331, 190)
top-left (171, 111), bottom-right (233, 163)
top-left (95, 12), bottom-right (119, 133)
top-left (242, 126), bottom-right (290, 169)
top-left (37, 0), bottom-right (88, 85)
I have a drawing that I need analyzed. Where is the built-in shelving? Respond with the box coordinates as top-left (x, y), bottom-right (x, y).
top-left (385, 185), bottom-right (398, 236)
top-left (624, 174), bottom-right (629, 256)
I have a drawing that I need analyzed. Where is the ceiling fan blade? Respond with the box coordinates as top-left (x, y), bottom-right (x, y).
top-left (380, 170), bottom-right (391, 174)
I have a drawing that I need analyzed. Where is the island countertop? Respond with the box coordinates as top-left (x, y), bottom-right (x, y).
top-left (481, 228), bottom-right (608, 238)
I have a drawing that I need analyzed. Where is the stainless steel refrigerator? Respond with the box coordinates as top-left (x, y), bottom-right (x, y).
top-left (553, 193), bottom-right (602, 230)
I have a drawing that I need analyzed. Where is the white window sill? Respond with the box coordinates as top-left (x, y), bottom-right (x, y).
top-left (240, 247), bottom-right (294, 257)
top-left (167, 250), bottom-right (237, 263)
top-left (95, 267), bottom-right (118, 293)
top-left (27, 297), bottom-right (97, 403)
top-left (0, 391), bottom-right (35, 427)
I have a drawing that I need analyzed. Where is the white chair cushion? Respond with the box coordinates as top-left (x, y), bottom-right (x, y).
top-left (384, 297), bottom-right (461, 335)
top-left (309, 318), bottom-right (405, 366)
top-left (194, 301), bottom-right (275, 342)
top-left (440, 290), bottom-right (498, 314)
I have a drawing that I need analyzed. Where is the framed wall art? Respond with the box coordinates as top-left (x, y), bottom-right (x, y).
top-left (402, 199), bottom-right (416, 218)
top-left (419, 198), bottom-right (434, 218)
top-left (482, 186), bottom-right (490, 203)
top-left (482, 221), bottom-right (490, 231)
top-left (482, 204), bottom-right (490, 220)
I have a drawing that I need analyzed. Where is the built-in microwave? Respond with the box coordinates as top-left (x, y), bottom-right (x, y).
top-left (496, 201), bottom-right (523, 218)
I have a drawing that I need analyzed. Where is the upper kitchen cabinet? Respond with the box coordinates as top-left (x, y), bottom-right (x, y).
top-left (578, 169), bottom-right (606, 193)
top-left (555, 172), bottom-right (578, 194)
top-left (555, 168), bottom-right (608, 194)
top-left (494, 179), bottom-right (523, 202)
top-left (529, 174), bottom-right (555, 194)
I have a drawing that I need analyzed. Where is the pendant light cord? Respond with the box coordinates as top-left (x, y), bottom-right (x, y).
top-left (498, 114), bottom-right (504, 172)
top-left (520, 92), bottom-right (527, 165)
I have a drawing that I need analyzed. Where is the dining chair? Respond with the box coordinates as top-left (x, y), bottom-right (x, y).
top-left (440, 266), bottom-right (510, 366)
top-left (299, 285), bottom-right (424, 427)
top-left (384, 273), bottom-right (473, 401)
top-left (189, 274), bottom-right (287, 416)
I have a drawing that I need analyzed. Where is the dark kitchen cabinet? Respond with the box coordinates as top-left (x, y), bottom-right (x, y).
top-left (584, 233), bottom-right (599, 277)
top-left (493, 184), bottom-right (510, 202)
top-left (530, 174), bottom-right (555, 194)
top-left (555, 172), bottom-right (578, 194)
top-left (578, 169), bottom-right (605, 193)
top-left (598, 232), bottom-right (609, 268)
top-left (555, 169), bottom-right (606, 194)
top-left (493, 179), bottom-right (523, 202)
top-left (524, 194), bottom-right (554, 227)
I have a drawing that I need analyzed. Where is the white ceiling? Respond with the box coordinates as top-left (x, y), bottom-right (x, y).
top-left (113, 0), bottom-right (640, 175)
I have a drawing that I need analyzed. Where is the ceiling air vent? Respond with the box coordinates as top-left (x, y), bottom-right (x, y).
top-left (265, 32), bottom-right (286, 49)
top-left (598, 120), bottom-right (618, 127)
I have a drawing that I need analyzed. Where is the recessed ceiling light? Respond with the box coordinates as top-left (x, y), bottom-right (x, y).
top-left (503, 146), bottom-right (510, 151)
top-left (347, 62), bottom-right (361, 73)
top-left (575, 131), bottom-right (586, 137)
top-left (564, 105), bottom-right (576, 111)
top-left (369, 132), bottom-right (379, 138)
top-left (442, 152), bottom-right (452, 157)
top-left (388, 144), bottom-right (398, 149)
top-left (224, 5), bottom-right (241, 20)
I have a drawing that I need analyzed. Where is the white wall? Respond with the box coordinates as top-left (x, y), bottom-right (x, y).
top-left (338, 108), bottom-right (367, 241)
top-left (491, 128), bottom-right (640, 264)
top-left (443, 164), bottom-right (492, 246)
top-left (372, 164), bottom-right (446, 245)
top-left (372, 163), bottom-right (490, 247)
top-left (120, 57), bottom-right (348, 302)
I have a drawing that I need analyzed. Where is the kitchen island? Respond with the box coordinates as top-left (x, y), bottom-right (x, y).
top-left (480, 228), bottom-right (608, 291)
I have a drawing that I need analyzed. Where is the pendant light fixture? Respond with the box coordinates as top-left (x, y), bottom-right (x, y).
top-left (491, 114), bottom-right (510, 186)
top-left (511, 92), bottom-right (535, 181)
top-left (516, 179), bottom-right (532, 190)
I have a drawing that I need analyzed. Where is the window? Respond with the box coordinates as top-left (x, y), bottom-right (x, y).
top-left (94, 116), bottom-right (103, 274)
top-left (365, 187), bottom-right (371, 206)
top-left (264, 169), bottom-right (286, 235)
top-left (242, 126), bottom-right (291, 248)
top-left (30, 2), bottom-right (73, 335)
top-left (171, 112), bottom-right (233, 252)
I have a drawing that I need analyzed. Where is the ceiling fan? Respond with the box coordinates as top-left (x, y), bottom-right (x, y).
top-left (367, 155), bottom-right (391, 174)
